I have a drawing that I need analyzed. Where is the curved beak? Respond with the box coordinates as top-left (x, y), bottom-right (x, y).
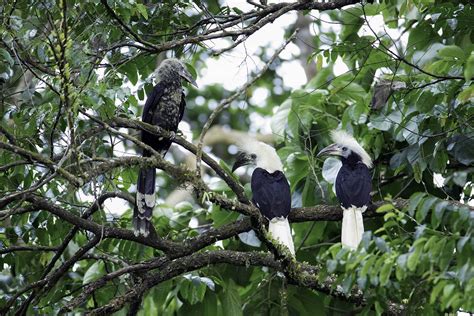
top-left (232, 151), bottom-right (254, 172)
top-left (317, 143), bottom-right (342, 157)
top-left (180, 68), bottom-right (198, 87)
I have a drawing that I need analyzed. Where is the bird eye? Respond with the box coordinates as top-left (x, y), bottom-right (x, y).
top-left (342, 147), bottom-right (347, 151)
top-left (250, 154), bottom-right (257, 159)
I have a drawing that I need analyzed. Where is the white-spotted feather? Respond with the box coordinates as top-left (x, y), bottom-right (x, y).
top-left (331, 130), bottom-right (373, 168)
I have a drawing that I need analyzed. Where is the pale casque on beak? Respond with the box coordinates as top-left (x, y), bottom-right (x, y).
top-left (180, 68), bottom-right (198, 87)
top-left (317, 143), bottom-right (344, 157)
top-left (232, 151), bottom-right (257, 172)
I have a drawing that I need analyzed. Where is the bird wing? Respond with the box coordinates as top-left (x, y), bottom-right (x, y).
top-left (140, 82), bottom-right (171, 156)
top-left (251, 168), bottom-right (291, 219)
top-left (335, 163), bottom-right (371, 208)
top-left (178, 92), bottom-right (186, 122)
top-left (142, 82), bottom-right (165, 124)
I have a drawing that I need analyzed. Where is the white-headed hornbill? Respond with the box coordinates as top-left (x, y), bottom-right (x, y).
top-left (232, 140), bottom-right (295, 255)
top-left (134, 58), bottom-right (197, 237)
top-left (317, 130), bottom-right (372, 249)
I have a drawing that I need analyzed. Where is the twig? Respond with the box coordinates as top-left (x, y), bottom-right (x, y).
top-left (194, 29), bottom-right (299, 181)
top-left (0, 245), bottom-right (58, 255)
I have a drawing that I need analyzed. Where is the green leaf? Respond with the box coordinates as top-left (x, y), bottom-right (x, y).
top-left (316, 54), bottom-right (323, 71)
top-left (412, 161), bottom-right (425, 183)
top-left (270, 99), bottom-right (291, 138)
top-left (379, 259), bottom-right (394, 286)
top-left (83, 261), bottom-right (105, 285)
top-left (434, 200), bottom-right (448, 221)
top-left (438, 45), bottom-right (465, 61)
top-left (341, 275), bottom-right (353, 294)
top-left (136, 3), bottom-right (148, 20)
top-left (407, 192), bottom-right (426, 216)
top-left (407, 246), bottom-right (422, 272)
top-left (417, 197), bottom-right (437, 222)
top-left (368, 114), bottom-right (391, 131)
top-left (447, 134), bottom-right (474, 166)
top-left (0, 48), bottom-right (14, 66)
top-left (457, 235), bottom-right (470, 252)
top-left (458, 84), bottom-right (474, 103)
top-left (361, 256), bottom-right (376, 277)
top-left (443, 283), bottom-right (455, 298)
top-left (120, 61), bottom-right (138, 85)
top-left (327, 259), bottom-right (338, 273)
top-left (376, 203), bottom-right (395, 213)
top-left (430, 280), bottom-right (446, 304)
top-left (464, 52), bottom-right (474, 82)
top-left (221, 280), bottom-right (243, 316)
top-left (374, 301), bottom-right (384, 316)
top-left (375, 237), bottom-right (390, 253)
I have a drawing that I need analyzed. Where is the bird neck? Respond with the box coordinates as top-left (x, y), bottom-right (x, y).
top-left (158, 74), bottom-right (182, 87)
top-left (341, 152), bottom-right (362, 167)
top-left (256, 162), bottom-right (282, 174)
top-left (254, 167), bottom-right (284, 179)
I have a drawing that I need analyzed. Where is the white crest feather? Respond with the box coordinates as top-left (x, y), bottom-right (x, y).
top-left (238, 139), bottom-right (283, 173)
top-left (331, 130), bottom-right (373, 168)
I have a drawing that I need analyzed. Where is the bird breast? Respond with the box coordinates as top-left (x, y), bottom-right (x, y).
top-left (153, 87), bottom-right (183, 129)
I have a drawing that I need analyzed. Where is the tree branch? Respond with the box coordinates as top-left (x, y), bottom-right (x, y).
top-left (194, 29), bottom-right (299, 185)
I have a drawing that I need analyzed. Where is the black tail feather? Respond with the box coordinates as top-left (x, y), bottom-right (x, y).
top-left (134, 167), bottom-right (156, 237)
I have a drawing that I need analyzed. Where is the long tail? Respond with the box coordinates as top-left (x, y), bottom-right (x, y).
top-left (269, 217), bottom-right (295, 255)
top-left (134, 167), bottom-right (156, 237)
top-left (341, 206), bottom-right (366, 249)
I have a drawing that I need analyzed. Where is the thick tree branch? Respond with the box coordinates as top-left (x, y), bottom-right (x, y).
top-left (84, 249), bottom-right (376, 315)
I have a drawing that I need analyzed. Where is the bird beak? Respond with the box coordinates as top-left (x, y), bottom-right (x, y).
top-left (232, 151), bottom-right (254, 172)
top-left (180, 69), bottom-right (198, 87)
top-left (317, 143), bottom-right (342, 157)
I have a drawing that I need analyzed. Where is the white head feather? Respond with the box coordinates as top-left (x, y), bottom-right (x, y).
top-left (331, 130), bottom-right (373, 168)
top-left (239, 139), bottom-right (283, 173)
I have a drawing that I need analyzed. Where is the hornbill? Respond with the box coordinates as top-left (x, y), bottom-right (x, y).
top-left (232, 140), bottom-right (295, 255)
top-left (317, 130), bottom-right (372, 249)
top-left (134, 58), bottom-right (197, 237)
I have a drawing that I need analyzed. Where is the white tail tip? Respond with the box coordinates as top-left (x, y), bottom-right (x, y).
top-left (341, 206), bottom-right (366, 249)
top-left (269, 217), bottom-right (295, 255)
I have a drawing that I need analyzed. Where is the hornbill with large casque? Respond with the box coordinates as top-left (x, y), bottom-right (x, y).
top-left (317, 130), bottom-right (372, 249)
top-left (134, 58), bottom-right (197, 237)
top-left (232, 140), bottom-right (295, 255)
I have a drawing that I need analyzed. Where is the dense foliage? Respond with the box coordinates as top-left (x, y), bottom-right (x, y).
top-left (0, 0), bottom-right (473, 315)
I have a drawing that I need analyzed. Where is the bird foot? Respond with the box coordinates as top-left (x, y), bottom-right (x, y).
top-left (168, 131), bottom-right (176, 140)
top-left (172, 130), bottom-right (184, 139)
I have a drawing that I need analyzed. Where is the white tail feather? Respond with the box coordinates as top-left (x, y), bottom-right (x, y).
top-left (341, 206), bottom-right (366, 249)
top-left (269, 217), bottom-right (295, 255)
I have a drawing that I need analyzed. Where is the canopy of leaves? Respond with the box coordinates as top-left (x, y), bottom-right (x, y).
top-left (0, 0), bottom-right (473, 315)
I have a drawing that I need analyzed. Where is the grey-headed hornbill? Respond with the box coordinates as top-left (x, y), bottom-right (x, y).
top-left (232, 140), bottom-right (295, 255)
top-left (134, 58), bottom-right (197, 237)
top-left (317, 130), bottom-right (372, 249)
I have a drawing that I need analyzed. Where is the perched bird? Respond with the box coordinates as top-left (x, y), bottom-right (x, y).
top-left (134, 58), bottom-right (197, 237)
top-left (232, 140), bottom-right (295, 255)
top-left (317, 130), bottom-right (372, 249)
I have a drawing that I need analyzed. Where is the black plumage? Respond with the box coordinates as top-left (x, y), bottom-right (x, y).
top-left (232, 142), bottom-right (295, 255)
top-left (335, 159), bottom-right (372, 209)
top-left (317, 130), bottom-right (373, 249)
top-left (251, 168), bottom-right (291, 220)
top-left (134, 59), bottom-right (195, 237)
